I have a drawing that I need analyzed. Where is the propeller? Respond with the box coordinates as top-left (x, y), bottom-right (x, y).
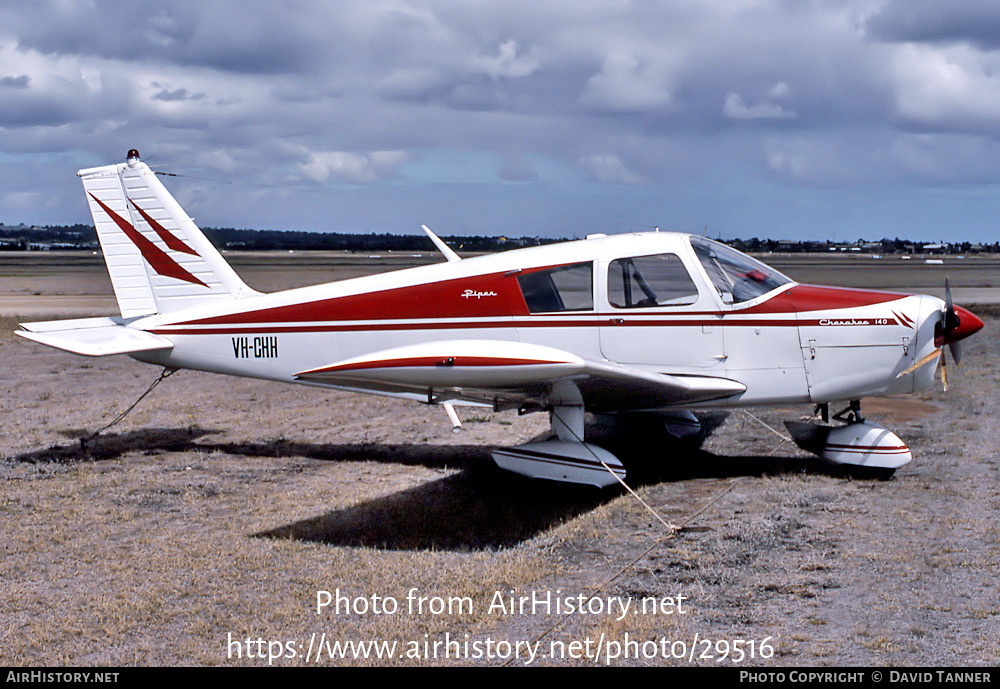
top-left (897, 279), bottom-right (984, 391)
top-left (898, 346), bottom-right (950, 390)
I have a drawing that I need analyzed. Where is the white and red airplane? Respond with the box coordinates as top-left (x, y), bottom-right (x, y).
top-left (17, 151), bottom-right (984, 486)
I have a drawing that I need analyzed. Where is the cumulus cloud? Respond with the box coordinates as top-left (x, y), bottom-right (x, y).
top-left (866, 0), bottom-right (1000, 50)
top-left (723, 91), bottom-right (796, 120)
top-left (579, 155), bottom-right (643, 185)
top-left (472, 40), bottom-right (540, 80)
top-left (300, 150), bottom-right (410, 184)
top-left (195, 149), bottom-right (236, 173)
top-left (889, 43), bottom-right (1000, 129)
top-left (579, 52), bottom-right (675, 113)
top-left (10, 1), bottom-right (331, 75)
top-left (151, 87), bottom-right (205, 102)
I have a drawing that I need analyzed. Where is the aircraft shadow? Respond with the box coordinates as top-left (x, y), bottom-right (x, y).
top-left (11, 428), bottom-right (492, 471)
top-left (255, 412), bottom-right (826, 552)
top-left (10, 429), bottom-right (615, 551)
top-left (590, 410), bottom-right (821, 483)
top-left (13, 427), bottom-right (221, 464)
top-left (253, 447), bottom-right (824, 552)
top-left (256, 464), bottom-right (613, 551)
top-left (13, 418), bottom-right (832, 552)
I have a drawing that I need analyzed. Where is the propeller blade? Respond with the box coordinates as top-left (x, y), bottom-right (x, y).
top-left (912, 279), bottom-right (982, 392)
top-left (944, 278), bottom-right (960, 333)
top-left (896, 348), bottom-right (942, 379)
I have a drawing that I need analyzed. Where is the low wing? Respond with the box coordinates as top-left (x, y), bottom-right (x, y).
top-left (294, 339), bottom-right (745, 412)
top-left (16, 317), bottom-right (174, 357)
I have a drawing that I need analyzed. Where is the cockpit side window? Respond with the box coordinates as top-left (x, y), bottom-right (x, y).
top-left (607, 254), bottom-right (699, 308)
top-left (690, 237), bottom-right (791, 304)
top-left (517, 262), bottom-right (594, 313)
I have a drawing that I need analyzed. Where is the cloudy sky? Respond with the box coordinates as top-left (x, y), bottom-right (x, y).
top-left (3, 0), bottom-right (1000, 242)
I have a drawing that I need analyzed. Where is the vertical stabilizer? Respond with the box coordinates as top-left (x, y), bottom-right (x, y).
top-left (78, 150), bottom-right (257, 317)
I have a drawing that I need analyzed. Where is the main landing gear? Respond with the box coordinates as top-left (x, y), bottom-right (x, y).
top-left (491, 404), bottom-right (627, 488)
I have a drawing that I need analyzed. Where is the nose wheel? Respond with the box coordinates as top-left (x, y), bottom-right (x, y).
top-left (791, 399), bottom-right (906, 479)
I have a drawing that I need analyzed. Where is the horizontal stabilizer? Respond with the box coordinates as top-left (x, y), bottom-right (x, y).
top-left (17, 317), bottom-right (173, 357)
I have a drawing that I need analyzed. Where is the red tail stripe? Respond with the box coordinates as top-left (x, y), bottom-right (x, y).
top-left (128, 198), bottom-right (200, 256)
top-left (89, 193), bottom-right (207, 288)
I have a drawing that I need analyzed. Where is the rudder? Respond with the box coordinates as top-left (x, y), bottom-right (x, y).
top-left (79, 150), bottom-right (257, 317)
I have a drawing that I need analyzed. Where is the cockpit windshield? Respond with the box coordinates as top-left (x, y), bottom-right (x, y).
top-left (690, 237), bottom-right (792, 305)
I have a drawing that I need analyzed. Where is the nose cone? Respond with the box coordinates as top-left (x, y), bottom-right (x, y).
top-left (951, 305), bottom-right (985, 342)
top-left (935, 304), bottom-right (985, 346)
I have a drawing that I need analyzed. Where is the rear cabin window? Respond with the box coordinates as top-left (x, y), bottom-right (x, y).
top-left (517, 262), bottom-right (594, 313)
top-left (608, 254), bottom-right (699, 308)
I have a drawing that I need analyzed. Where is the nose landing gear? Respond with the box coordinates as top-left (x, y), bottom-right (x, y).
top-left (786, 399), bottom-right (908, 479)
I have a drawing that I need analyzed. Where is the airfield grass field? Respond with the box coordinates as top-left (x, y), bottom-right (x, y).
top-left (2, 250), bottom-right (999, 666)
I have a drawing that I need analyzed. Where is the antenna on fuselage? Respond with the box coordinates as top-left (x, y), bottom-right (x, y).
top-left (421, 224), bottom-right (462, 262)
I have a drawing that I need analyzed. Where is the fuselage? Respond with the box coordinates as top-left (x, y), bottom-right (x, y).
top-left (129, 232), bottom-right (963, 410)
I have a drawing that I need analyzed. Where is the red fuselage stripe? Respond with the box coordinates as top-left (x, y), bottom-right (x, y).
top-left (168, 281), bottom-right (908, 329)
top-left (149, 315), bottom-right (901, 336)
top-left (739, 285), bottom-right (908, 313)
